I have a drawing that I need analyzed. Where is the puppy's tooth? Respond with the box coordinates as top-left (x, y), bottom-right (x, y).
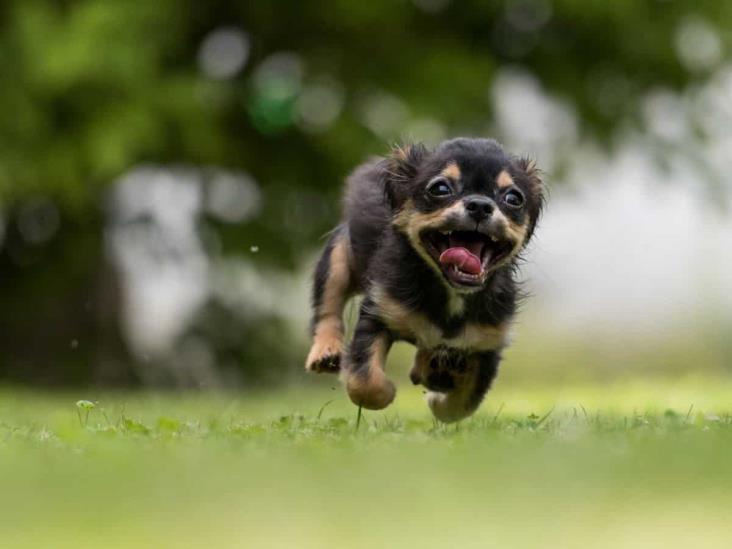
top-left (490, 235), bottom-right (498, 242)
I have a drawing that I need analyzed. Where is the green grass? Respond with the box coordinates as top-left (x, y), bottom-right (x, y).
top-left (2, 376), bottom-right (732, 548)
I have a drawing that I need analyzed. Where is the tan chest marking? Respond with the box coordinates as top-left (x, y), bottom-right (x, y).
top-left (444, 323), bottom-right (510, 352)
top-left (371, 285), bottom-right (510, 352)
top-left (371, 286), bottom-right (442, 347)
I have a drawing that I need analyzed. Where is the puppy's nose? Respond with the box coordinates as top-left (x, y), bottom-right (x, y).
top-left (464, 196), bottom-right (495, 222)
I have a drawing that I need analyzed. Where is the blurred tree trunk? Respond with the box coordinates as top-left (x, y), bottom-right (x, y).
top-left (0, 208), bottom-right (134, 387)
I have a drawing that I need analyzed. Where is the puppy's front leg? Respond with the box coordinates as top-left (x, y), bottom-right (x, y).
top-left (343, 300), bottom-right (396, 410)
top-left (306, 227), bottom-right (352, 373)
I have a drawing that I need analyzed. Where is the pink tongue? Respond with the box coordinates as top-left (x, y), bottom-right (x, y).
top-left (439, 247), bottom-right (482, 275)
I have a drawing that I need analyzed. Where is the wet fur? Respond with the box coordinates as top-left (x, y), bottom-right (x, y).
top-left (306, 138), bottom-right (544, 422)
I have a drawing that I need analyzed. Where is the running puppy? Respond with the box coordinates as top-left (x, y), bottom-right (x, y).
top-left (305, 138), bottom-right (544, 422)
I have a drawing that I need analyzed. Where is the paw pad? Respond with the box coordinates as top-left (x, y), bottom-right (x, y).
top-left (305, 340), bottom-right (343, 373)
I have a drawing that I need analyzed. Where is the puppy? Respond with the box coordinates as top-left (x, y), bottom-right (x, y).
top-left (305, 138), bottom-right (544, 422)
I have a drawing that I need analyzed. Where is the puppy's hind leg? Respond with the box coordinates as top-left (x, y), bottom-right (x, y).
top-left (343, 299), bottom-right (396, 410)
top-left (409, 347), bottom-right (432, 386)
top-left (305, 226), bottom-right (353, 373)
top-left (427, 351), bottom-right (500, 423)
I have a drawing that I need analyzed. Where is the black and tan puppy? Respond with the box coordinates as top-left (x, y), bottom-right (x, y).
top-left (305, 138), bottom-right (544, 422)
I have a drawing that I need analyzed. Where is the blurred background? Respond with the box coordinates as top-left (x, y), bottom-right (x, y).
top-left (0, 0), bottom-right (730, 390)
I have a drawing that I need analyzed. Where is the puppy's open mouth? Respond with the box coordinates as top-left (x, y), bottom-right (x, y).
top-left (421, 229), bottom-right (513, 288)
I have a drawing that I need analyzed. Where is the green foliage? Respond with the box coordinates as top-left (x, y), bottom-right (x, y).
top-left (1, 0), bottom-right (729, 237)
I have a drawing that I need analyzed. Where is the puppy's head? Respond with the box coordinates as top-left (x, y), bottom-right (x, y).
top-left (385, 138), bottom-right (544, 291)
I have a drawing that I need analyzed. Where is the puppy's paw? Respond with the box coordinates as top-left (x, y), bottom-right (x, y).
top-left (427, 391), bottom-right (474, 423)
top-left (345, 369), bottom-right (396, 410)
top-left (424, 351), bottom-right (483, 423)
top-left (421, 349), bottom-right (468, 392)
top-left (305, 338), bottom-right (343, 373)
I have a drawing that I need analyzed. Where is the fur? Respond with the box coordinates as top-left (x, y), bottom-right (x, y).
top-left (306, 138), bottom-right (544, 422)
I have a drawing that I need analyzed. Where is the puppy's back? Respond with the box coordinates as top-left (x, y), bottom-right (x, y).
top-left (343, 159), bottom-right (391, 280)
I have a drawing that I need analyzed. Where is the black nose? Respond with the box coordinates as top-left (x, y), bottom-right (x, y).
top-left (464, 196), bottom-right (495, 222)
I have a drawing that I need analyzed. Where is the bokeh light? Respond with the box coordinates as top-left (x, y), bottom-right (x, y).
top-left (198, 27), bottom-right (250, 80)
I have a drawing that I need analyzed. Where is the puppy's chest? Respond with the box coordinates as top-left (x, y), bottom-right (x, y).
top-left (373, 288), bottom-right (509, 352)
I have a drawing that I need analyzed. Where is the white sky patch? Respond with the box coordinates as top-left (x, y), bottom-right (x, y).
top-left (522, 145), bottom-right (732, 338)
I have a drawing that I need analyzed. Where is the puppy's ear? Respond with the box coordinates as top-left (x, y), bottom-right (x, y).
top-left (382, 143), bottom-right (429, 209)
top-left (515, 156), bottom-right (545, 241)
top-left (515, 157), bottom-right (544, 201)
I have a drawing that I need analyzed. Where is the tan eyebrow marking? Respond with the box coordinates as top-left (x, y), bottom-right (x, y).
top-left (497, 170), bottom-right (514, 189)
top-left (440, 162), bottom-right (461, 180)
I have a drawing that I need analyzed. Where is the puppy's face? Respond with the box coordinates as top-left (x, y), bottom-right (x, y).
top-left (388, 139), bottom-right (543, 291)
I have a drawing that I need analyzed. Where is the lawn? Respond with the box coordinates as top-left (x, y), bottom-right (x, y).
top-left (1, 375), bottom-right (732, 548)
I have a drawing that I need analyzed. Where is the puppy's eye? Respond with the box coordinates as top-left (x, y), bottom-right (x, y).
top-left (503, 189), bottom-right (524, 208)
top-left (426, 178), bottom-right (453, 197)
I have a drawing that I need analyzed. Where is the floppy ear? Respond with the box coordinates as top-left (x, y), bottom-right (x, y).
top-left (382, 143), bottom-right (429, 209)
